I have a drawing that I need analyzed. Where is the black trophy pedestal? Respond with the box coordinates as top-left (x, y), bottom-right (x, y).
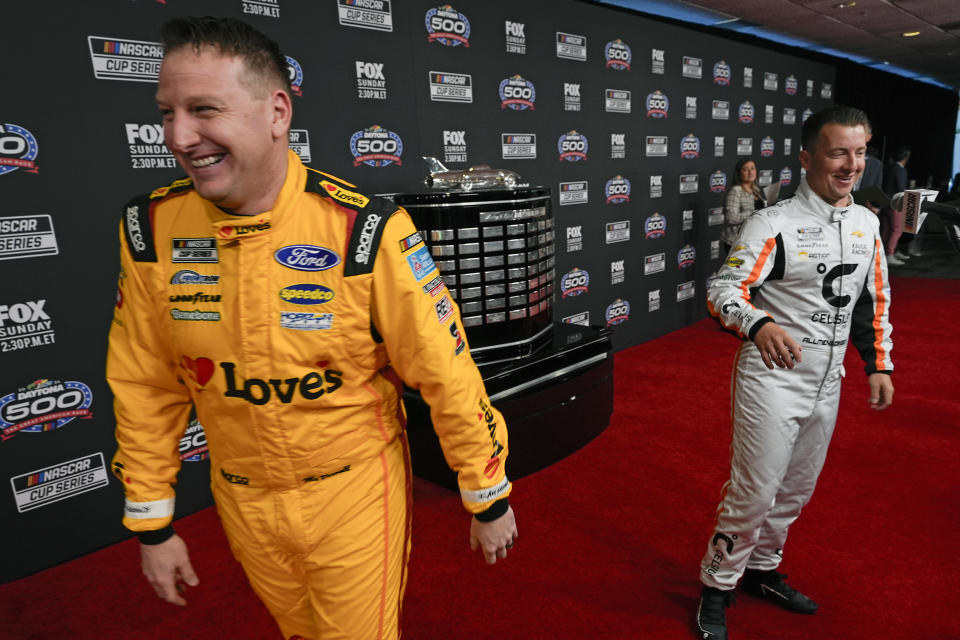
top-left (403, 322), bottom-right (614, 491)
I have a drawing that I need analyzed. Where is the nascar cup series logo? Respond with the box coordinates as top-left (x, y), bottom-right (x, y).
top-left (644, 212), bottom-right (666, 239)
top-left (646, 90), bottom-right (669, 118)
top-left (499, 75), bottom-right (536, 110)
top-left (713, 60), bottom-right (731, 85)
top-left (709, 170), bottom-right (727, 193)
top-left (604, 39), bottom-right (632, 71)
top-left (87, 36), bottom-right (163, 82)
top-left (760, 136), bottom-right (775, 158)
top-left (560, 268), bottom-right (589, 298)
top-left (780, 167), bottom-right (793, 186)
top-left (738, 101), bottom-right (755, 124)
top-left (0, 124), bottom-right (39, 176)
top-left (350, 125), bottom-right (403, 167)
top-left (605, 176), bottom-right (631, 204)
top-left (681, 134), bottom-right (701, 159)
top-left (678, 244), bottom-right (696, 268)
top-left (785, 74), bottom-right (798, 95)
top-left (605, 298), bottom-right (630, 326)
top-left (558, 131), bottom-right (588, 162)
top-left (285, 56), bottom-right (303, 96)
top-left (425, 5), bottom-right (470, 47)
top-left (1, 379), bottom-right (93, 441)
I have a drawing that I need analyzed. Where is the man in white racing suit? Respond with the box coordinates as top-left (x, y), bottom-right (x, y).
top-left (695, 106), bottom-right (894, 640)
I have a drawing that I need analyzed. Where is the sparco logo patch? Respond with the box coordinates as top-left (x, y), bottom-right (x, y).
top-left (0, 124), bottom-right (40, 176)
top-left (0, 214), bottom-right (58, 261)
top-left (350, 125), bottom-right (403, 167)
top-left (558, 131), bottom-right (588, 162)
top-left (425, 5), bottom-right (470, 47)
top-left (499, 75), bottom-right (535, 110)
top-left (1, 379), bottom-right (93, 441)
top-left (11, 453), bottom-right (109, 513)
top-left (355, 212), bottom-right (383, 265)
top-left (275, 245), bottom-right (342, 272)
top-left (125, 206), bottom-right (147, 252)
top-left (338, 0), bottom-right (393, 32)
top-left (87, 36), bottom-right (163, 82)
top-left (604, 39), bottom-right (632, 71)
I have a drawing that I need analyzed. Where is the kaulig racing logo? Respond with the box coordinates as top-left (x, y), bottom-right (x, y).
top-left (499, 75), bottom-right (536, 110)
top-left (560, 268), bottom-right (589, 298)
top-left (558, 131), bottom-right (588, 162)
top-left (350, 125), bottom-right (403, 167)
top-left (644, 213), bottom-right (666, 239)
top-left (605, 298), bottom-right (630, 326)
top-left (425, 5), bottom-right (470, 47)
top-left (738, 101), bottom-right (754, 124)
top-left (680, 134), bottom-right (701, 159)
top-left (780, 167), bottom-right (793, 186)
top-left (604, 39), bottom-right (632, 71)
top-left (605, 176), bottom-right (631, 204)
top-left (0, 124), bottom-right (39, 176)
top-left (285, 56), bottom-right (304, 96)
top-left (710, 170), bottom-right (727, 193)
top-left (713, 60), bottom-right (731, 85)
top-left (785, 75), bottom-right (798, 95)
top-left (646, 90), bottom-right (669, 118)
top-left (760, 136), bottom-right (775, 157)
top-left (678, 244), bottom-right (696, 268)
top-left (1, 379), bottom-right (93, 441)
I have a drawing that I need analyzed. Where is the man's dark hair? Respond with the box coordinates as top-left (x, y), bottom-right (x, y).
top-left (893, 145), bottom-right (911, 163)
top-left (161, 16), bottom-right (290, 96)
top-left (800, 105), bottom-right (871, 151)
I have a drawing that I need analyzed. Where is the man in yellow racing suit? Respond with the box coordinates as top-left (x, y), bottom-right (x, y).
top-left (107, 16), bottom-right (516, 640)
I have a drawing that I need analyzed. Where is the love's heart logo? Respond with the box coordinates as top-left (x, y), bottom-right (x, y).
top-left (181, 356), bottom-right (215, 387)
top-left (316, 360), bottom-right (330, 368)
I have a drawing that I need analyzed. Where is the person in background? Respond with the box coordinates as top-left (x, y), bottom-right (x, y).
top-left (695, 105), bottom-right (893, 640)
top-left (854, 135), bottom-right (883, 215)
top-left (882, 145), bottom-right (911, 265)
top-left (107, 16), bottom-right (517, 640)
top-left (721, 158), bottom-right (766, 254)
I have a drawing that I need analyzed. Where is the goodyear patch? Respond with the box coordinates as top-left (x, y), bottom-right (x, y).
top-left (399, 231), bottom-right (424, 252)
top-left (320, 180), bottom-right (369, 208)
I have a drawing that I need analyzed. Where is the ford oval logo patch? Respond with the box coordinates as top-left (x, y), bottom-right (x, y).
top-left (274, 245), bottom-right (341, 272)
top-left (278, 283), bottom-right (335, 305)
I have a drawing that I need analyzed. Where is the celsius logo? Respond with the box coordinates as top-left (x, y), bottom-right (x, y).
top-left (425, 5), bottom-right (471, 47)
top-left (279, 284), bottom-right (335, 305)
top-left (646, 90), bottom-right (669, 118)
top-left (681, 134), bottom-right (701, 159)
top-left (275, 245), bottom-right (342, 272)
top-left (738, 101), bottom-right (755, 124)
top-left (558, 131), bottom-right (588, 162)
top-left (678, 244), bottom-right (696, 268)
top-left (350, 125), bottom-right (403, 167)
top-left (605, 176), bottom-right (631, 204)
top-left (785, 75), bottom-right (798, 95)
top-left (713, 60), bottom-right (731, 85)
top-left (499, 75), bottom-right (536, 110)
top-left (644, 213), bottom-right (666, 239)
top-left (605, 299), bottom-right (630, 326)
top-left (780, 167), bottom-right (793, 186)
top-left (0, 379), bottom-right (94, 442)
top-left (560, 268), bottom-right (590, 298)
top-left (180, 418), bottom-right (209, 462)
top-left (760, 136), bottom-right (775, 157)
top-left (604, 39), bottom-right (632, 71)
top-left (285, 56), bottom-right (303, 96)
top-left (709, 170), bottom-right (727, 193)
top-left (0, 124), bottom-right (39, 176)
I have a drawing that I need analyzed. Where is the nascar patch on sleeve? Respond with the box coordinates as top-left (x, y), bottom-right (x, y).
top-left (399, 231), bottom-right (424, 252)
top-left (406, 246), bottom-right (437, 281)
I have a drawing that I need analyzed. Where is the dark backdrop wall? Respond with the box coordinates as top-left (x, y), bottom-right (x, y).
top-left (1, 0), bottom-right (837, 583)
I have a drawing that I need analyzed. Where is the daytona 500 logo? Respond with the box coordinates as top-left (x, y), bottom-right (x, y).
top-left (604, 39), bottom-right (631, 71)
top-left (499, 75), bottom-right (536, 110)
top-left (350, 125), bottom-right (403, 167)
top-left (558, 131), bottom-right (588, 162)
top-left (425, 5), bottom-right (470, 47)
top-left (1, 379), bottom-right (93, 441)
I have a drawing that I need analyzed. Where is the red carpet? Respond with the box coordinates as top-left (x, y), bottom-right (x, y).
top-left (2, 276), bottom-right (958, 639)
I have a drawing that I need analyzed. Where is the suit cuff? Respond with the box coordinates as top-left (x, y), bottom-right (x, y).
top-left (137, 524), bottom-right (176, 545)
top-left (474, 498), bottom-right (509, 522)
top-left (748, 317), bottom-right (774, 341)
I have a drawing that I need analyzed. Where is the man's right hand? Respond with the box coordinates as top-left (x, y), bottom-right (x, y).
top-left (139, 534), bottom-right (199, 606)
top-left (753, 322), bottom-right (802, 370)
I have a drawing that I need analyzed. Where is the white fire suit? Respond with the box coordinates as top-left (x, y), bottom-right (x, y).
top-left (701, 177), bottom-right (892, 589)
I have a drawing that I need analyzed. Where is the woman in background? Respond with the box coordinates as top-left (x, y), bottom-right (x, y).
top-left (722, 158), bottom-right (766, 254)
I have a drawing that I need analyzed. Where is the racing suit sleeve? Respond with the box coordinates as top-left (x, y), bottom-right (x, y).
top-left (850, 230), bottom-right (893, 374)
top-left (107, 221), bottom-right (192, 537)
top-left (370, 210), bottom-right (511, 516)
top-left (707, 213), bottom-right (781, 340)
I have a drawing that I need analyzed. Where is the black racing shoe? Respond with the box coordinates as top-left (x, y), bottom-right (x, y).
top-left (696, 586), bottom-right (735, 640)
top-left (741, 569), bottom-right (818, 614)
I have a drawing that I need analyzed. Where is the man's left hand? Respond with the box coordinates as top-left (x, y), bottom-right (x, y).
top-left (868, 373), bottom-right (894, 410)
top-left (470, 506), bottom-right (518, 565)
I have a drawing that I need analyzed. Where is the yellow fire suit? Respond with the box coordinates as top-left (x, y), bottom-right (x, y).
top-left (107, 150), bottom-right (511, 639)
